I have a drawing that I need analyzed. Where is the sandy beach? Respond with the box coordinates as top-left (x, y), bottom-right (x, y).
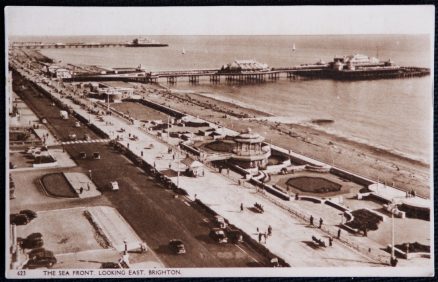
top-left (135, 82), bottom-right (431, 199)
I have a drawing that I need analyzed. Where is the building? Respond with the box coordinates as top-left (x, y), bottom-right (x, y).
top-left (181, 157), bottom-right (204, 177)
top-left (231, 128), bottom-right (270, 168)
top-left (220, 60), bottom-right (270, 73)
top-left (331, 54), bottom-right (382, 71)
top-left (8, 71), bottom-right (13, 114)
top-left (55, 68), bottom-right (72, 79)
top-left (95, 81), bottom-right (135, 102)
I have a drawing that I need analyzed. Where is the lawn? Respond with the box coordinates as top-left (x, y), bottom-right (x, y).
top-left (286, 176), bottom-right (341, 194)
top-left (203, 140), bottom-right (235, 153)
top-left (17, 208), bottom-right (104, 254)
top-left (112, 102), bottom-right (168, 122)
top-left (41, 173), bottom-right (78, 198)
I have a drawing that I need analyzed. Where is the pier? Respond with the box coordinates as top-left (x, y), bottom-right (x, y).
top-left (10, 40), bottom-right (168, 49)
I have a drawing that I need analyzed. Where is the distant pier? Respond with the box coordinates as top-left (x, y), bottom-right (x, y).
top-left (10, 40), bottom-right (169, 49)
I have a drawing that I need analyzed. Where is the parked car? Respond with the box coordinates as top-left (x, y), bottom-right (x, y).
top-left (28, 248), bottom-right (53, 260)
top-left (214, 215), bottom-right (228, 229)
top-left (24, 255), bottom-right (56, 269)
top-left (100, 262), bottom-right (121, 269)
top-left (226, 229), bottom-right (243, 243)
top-left (110, 181), bottom-right (119, 191)
top-left (209, 228), bottom-right (228, 243)
top-left (169, 239), bottom-right (186, 254)
top-left (19, 210), bottom-right (37, 220)
top-left (10, 214), bottom-right (30, 225)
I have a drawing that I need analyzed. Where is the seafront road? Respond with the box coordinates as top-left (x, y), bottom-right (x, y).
top-left (12, 72), bottom-right (271, 268)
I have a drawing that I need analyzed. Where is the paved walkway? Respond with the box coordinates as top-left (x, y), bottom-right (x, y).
top-left (64, 172), bottom-right (101, 198)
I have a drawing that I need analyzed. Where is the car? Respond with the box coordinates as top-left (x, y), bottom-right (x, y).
top-left (110, 181), bottom-right (119, 191)
top-left (169, 239), bottom-right (186, 254)
top-left (209, 228), bottom-right (228, 243)
top-left (28, 248), bottom-right (53, 260)
top-left (100, 262), bottom-right (122, 269)
top-left (10, 214), bottom-right (30, 225)
top-left (214, 215), bottom-right (228, 229)
top-left (226, 229), bottom-right (243, 243)
top-left (19, 210), bottom-right (38, 220)
top-left (24, 256), bottom-right (57, 269)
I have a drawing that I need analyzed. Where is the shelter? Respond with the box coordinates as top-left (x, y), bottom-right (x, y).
top-left (181, 157), bottom-right (204, 177)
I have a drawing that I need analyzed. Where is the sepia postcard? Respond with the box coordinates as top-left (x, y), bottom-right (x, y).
top-left (4, 5), bottom-right (434, 278)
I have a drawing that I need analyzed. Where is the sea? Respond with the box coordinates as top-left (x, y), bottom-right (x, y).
top-left (12, 35), bottom-right (433, 164)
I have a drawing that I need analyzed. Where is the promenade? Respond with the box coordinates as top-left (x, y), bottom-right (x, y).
top-left (29, 78), bottom-right (382, 267)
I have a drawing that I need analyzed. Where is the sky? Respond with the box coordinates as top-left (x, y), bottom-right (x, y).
top-left (5, 6), bottom-right (435, 36)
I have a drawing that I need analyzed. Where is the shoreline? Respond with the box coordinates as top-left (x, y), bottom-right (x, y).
top-left (141, 82), bottom-right (430, 198)
top-left (168, 86), bottom-right (429, 168)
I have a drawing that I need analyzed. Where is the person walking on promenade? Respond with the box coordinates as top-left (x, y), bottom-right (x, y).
top-left (319, 218), bottom-right (323, 229)
top-left (268, 225), bottom-right (272, 236)
top-left (256, 227), bottom-right (259, 233)
top-left (258, 232), bottom-right (262, 243)
top-left (309, 215), bottom-right (314, 226)
top-left (79, 187), bottom-right (84, 194)
top-left (328, 236), bottom-right (333, 246)
top-left (263, 233), bottom-right (267, 243)
top-left (240, 203), bottom-right (244, 212)
top-left (337, 228), bottom-right (341, 239)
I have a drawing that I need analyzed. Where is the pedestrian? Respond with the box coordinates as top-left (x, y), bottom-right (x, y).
top-left (329, 236), bottom-right (333, 246)
top-left (337, 228), bottom-right (341, 239)
top-left (169, 163), bottom-right (171, 169)
top-left (141, 151), bottom-right (143, 157)
top-left (79, 187), bottom-right (83, 194)
top-left (295, 192), bottom-right (299, 200)
top-left (240, 203), bottom-right (244, 212)
top-left (153, 161), bottom-right (156, 168)
top-left (127, 143), bottom-right (130, 149)
top-left (256, 227), bottom-right (259, 233)
top-left (263, 233), bottom-right (267, 243)
top-left (412, 190), bottom-right (416, 197)
top-left (173, 153), bottom-right (175, 160)
top-left (319, 218), bottom-right (323, 229)
top-left (87, 182), bottom-right (90, 191)
top-left (309, 215), bottom-right (314, 226)
top-left (258, 232), bottom-right (262, 243)
top-left (268, 225), bottom-right (272, 236)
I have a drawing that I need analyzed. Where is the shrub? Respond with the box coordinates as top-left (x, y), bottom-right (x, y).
top-left (20, 210), bottom-right (38, 221)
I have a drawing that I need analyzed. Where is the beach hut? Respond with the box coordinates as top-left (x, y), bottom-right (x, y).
top-left (181, 157), bottom-right (204, 177)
